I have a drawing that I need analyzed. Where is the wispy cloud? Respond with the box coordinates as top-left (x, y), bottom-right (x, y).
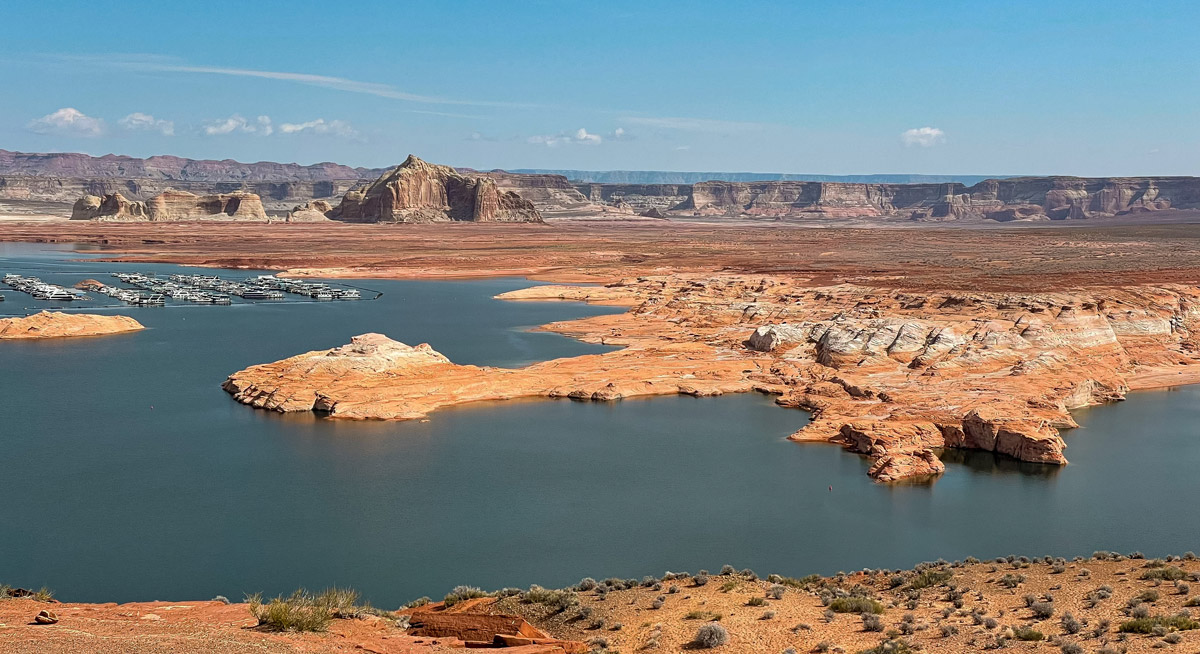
top-left (118, 112), bottom-right (174, 136)
top-left (44, 54), bottom-right (538, 109)
top-left (621, 115), bottom-right (764, 132)
top-left (901, 126), bottom-right (945, 147)
top-left (278, 118), bottom-right (359, 139)
top-left (203, 114), bottom-right (273, 136)
top-left (527, 127), bottom-right (603, 147)
top-left (26, 107), bottom-right (106, 137)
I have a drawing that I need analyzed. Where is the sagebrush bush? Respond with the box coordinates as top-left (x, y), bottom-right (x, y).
top-left (998, 573), bottom-right (1025, 588)
top-left (1031, 601), bottom-right (1055, 619)
top-left (861, 612), bottom-right (884, 632)
top-left (443, 585), bottom-right (488, 607)
top-left (692, 623), bottom-right (728, 648)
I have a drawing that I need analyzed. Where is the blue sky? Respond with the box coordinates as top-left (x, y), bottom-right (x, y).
top-left (1, 0), bottom-right (1197, 175)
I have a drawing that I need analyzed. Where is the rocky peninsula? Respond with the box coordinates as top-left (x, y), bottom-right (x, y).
top-left (223, 275), bottom-right (1200, 482)
top-left (0, 310), bottom-right (144, 339)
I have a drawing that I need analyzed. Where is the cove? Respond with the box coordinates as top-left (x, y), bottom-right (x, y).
top-left (1, 243), bottom-right (1198, 608)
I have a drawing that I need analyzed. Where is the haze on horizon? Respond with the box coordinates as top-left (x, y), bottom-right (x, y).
top-left (1, 0), bottom-right (1197, 177)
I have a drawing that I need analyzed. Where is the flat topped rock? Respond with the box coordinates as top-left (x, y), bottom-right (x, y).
top-left (0, 311), bottom-right (144, 340)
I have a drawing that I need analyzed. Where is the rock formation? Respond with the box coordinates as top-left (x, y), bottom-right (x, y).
top-left (285, 200), bottom-right (334, 222)
top-left (0, 311), bottom-right (144, 339)
top-left (71, 190), bottom-right (268, 221)
top-left (223, 274), bottom-right (1200, 482)
top-left (329, 155), bottom-right (543, 223)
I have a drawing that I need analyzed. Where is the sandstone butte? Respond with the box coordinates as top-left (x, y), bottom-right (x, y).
top-left (223, 274), bottom-right (1200, 482)
top-left (70, 189), bottom-right (268, 221)
top-left (0, 310), bottom-right (143, 339)
top-left (327, 154), bottom-right (543, 223)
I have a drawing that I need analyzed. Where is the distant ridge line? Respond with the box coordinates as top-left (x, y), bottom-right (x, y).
top-left (508, 169), bottom-right (1016, 185)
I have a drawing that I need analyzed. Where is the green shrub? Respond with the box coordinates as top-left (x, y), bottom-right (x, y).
top-left (858, 638), bottom-right (916, 654)
top-left (1013, 627), bottom-right (1044, 641)
top-left (998, 573), bottom-right (1025, 588)
top-left (248, 590), bottom-right (333, 632)
top-left (907, 569), bottom-right (953, 590)
top-left (1119, 614), bottom-right (1200, 633)
top-left (747, 596), bottom-right (766, 607)
top-left (1141, 567), bottom-right (1186, 581)
top-left (685, 610), bottom-right (722, 621)
top-left (830, 596), bottom-right (884, 614)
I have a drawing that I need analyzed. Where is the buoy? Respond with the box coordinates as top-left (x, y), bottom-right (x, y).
top-left (828, 485), bottom-right (833, 492)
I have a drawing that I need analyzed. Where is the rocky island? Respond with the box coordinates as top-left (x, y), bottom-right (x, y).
top-left (0, 310), bottom-right (144, 339)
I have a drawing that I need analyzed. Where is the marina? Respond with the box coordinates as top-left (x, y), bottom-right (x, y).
top-left (2, 273), bottom-right (89, 301)
top-left (1, 268), bottom-right (378, 313)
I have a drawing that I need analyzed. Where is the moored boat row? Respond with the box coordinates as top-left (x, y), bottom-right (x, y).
top-left (2, 274), bottom-right (89, 301)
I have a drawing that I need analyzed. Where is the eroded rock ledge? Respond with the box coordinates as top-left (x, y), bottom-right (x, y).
top-left (0, 311), bottom-right (144, 339)
top-left (223, 275), bottom-right (1200, 481)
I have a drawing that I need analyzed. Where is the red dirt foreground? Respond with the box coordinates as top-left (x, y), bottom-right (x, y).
top-left (0, 596), bottom-right (585, 653)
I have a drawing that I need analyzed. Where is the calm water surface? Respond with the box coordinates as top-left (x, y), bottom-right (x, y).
top-left (1, 243), bottom-right (1197, 606)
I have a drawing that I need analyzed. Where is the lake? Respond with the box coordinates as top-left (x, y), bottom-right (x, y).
top-left (1, 243), bottom-right (1197, 607)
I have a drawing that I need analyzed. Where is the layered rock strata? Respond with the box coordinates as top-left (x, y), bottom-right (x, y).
top-left (330, 155), bottom-right (543, 223)
top-left (71, 190), bottom-right (268, 221)
top-left (224, 275), bottom-right (1200, 481)
top-left (0, 311), bottom-right (144, 339)
top-left (580, 177), bottom-right (1200, 221)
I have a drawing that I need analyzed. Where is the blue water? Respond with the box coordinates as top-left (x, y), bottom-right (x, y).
top-left (1, 243), bottom-right (1197, 607)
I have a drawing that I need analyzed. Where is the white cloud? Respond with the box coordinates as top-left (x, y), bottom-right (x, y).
top-left (26, 107), bottom-right (106, 137)
top-left (527, 127), bottom-right (603, 147)
top-left (901, 126), bottom-right (945, 147)
top-left (278, 118), bottom-right (359, 139)
top-left (118, 112), bottom-right (174, 136)
top-left (203, 114), bottom-right (272, 136)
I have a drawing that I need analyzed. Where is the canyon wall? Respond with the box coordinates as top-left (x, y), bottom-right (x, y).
top-left (580, 177), bottom-right (1200, 221)
top-left (330, 155), bottom-right (543, 223)
top-left (71, 190), bottom-right (268, 221)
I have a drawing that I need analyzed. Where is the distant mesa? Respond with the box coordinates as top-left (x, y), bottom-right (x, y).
top-left (70, 155), bottom-right (544, 224)
top-left (71, 189), bottom-right (268, 222)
